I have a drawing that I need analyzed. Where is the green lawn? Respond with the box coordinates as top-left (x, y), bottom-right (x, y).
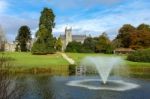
top-left (1, 52), bottom-right (150, 70)
top-left (1, 52), bottom-right (69, 69)
top-left (66, 53), bottom-right (150, 67)
top-left (67, 53), bottom-right (119, 63)
top-left (1, 52), bottom-right (150, 76)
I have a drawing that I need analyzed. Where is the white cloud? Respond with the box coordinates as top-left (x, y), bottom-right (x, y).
top-left (0, 14), bottom-right (38, 41)
top-left (1, 0), bottom-right (150, 41)
top-left (53, 0), bottom-right (150, 39)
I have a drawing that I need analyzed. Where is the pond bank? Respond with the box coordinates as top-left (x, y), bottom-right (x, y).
top-left (129, 67), bottom-right (150, 78)
top-left (1, 65), bottom-right (150, 79)
top-left (3, 66), bottom-right (69, 76)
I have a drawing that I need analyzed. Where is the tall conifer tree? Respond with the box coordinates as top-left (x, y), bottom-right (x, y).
top-left (32, 8), bottom-right (56, 54)
top-left (16, 25), bottom-right (31, 52)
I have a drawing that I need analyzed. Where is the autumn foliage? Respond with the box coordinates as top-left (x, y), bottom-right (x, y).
top-left (115, 23), bottom-right (150, 49)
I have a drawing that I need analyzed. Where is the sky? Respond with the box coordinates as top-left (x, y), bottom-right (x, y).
top-left (0, 0), bottom-right (150, 42)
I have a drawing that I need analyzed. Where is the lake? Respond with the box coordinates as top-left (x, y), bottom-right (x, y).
top-left (14, 75), bottom-right (150, 99)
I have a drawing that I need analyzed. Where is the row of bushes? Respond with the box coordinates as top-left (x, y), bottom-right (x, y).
top-left (127, 48), bottom-right (150, 62)
top-left (65, 40), bottom-right (114, 54)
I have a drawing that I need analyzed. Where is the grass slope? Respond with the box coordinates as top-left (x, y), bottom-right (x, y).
top-left (66, 53), bottom-right (150, 67)
top-left (2, 52), bottom-right (69, 69)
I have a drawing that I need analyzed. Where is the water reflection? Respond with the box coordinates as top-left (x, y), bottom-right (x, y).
top-left (16, 75), bottom-right (55, 99)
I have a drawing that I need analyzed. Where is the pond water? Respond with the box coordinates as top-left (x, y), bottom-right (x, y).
top-left (15, 75), bottom-right (150, 99)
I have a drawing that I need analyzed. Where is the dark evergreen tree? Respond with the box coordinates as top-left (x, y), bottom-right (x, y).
top-left (16, 25), bottom-right (31, 52)
top-left (32, 8), bottom-right (56, 54)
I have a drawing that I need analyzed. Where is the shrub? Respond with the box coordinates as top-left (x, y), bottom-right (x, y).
top-left (31, 40), bottom-right (48, 55)
top-left (127, 48), bottom-right (150, 62)
top-left (65, 41), bottom-right (83, 53)
top-left (68, 64), bottom-right (76, 75)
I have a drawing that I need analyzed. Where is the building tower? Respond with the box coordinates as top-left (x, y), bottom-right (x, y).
top-left (65, 27), bottom-right (72, 47)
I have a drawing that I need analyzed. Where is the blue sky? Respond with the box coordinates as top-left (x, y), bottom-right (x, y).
top-left (0, 0), bottom-right (150, 41)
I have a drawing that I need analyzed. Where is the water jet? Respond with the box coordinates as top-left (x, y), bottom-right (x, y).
top-left (67, 56), bottom-right (139, 91)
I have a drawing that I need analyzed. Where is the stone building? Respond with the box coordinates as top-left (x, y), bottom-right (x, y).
top-left (4, 42), bottom-right (16, 52)
top-left (60, 27), bottom-right (87, 51)
top-left (4, 40), bottom-right (33, 52)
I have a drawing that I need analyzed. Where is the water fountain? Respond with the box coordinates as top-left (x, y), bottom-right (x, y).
top-left (67, 56), bottom-right (139, 91)
top-left (81, 56), bottom-right (124, 84)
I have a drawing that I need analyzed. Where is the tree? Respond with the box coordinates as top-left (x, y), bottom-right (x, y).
top-left (16, 25), bottom-right (31, 52)
top-left (31, 38), bottom-right (47, 54)
top-left (129, 24), bottom-right (150, 49)
top-left (116, 24), bottom-right (135, 48)
top-left (55, 37), bottom-right (62, 51)
top-left (95, 32), bottom-right (113, 53)
top-left (138, 30), bottom-right (150, 48)
top-left (0, 26), bottom-right (6, 51)
top-left (114, 23), bottom-right (150, 49)
top-left (83, 37), bottom-right (97, 53)
top-left (129, 31), bottom-right (141, 49)
top-left (137, 24), bottom-right (150, 48)
top-left (112, 39), bottom-right (122, 48)
top-left (32, 8), bottom-right (56, 54)
top-left (65, 41), bottom-right (83, 53)
top-left (137, 23), bottom-right (150, 31)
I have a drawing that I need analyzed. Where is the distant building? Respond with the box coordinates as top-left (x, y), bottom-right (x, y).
top-left (114, 48), bottom-right (135, 54)
top-left (4, 40), bottom-right (33, 52)
top-left (60, 27), bottom-right (87, 51)
top-left (4, 42), bottom-right (16, 52)
top-left (15, 40), bottom-right (33, 52)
